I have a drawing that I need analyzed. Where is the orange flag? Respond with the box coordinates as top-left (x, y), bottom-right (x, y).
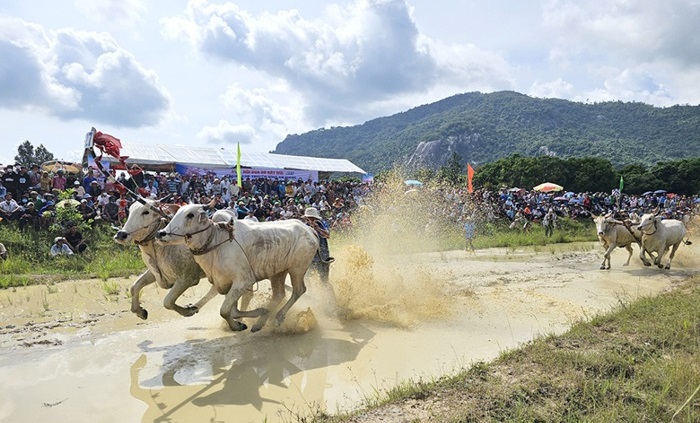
top-left (467, 163), bottom-right (475, 193)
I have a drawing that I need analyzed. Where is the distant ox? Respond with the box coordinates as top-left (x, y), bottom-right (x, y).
top-left (114, 199), bottom-right (217, 320)
top-left (592, 213), bottom-right (644, 270)
top-left (156, 204), bottom-right (319, 332)
top-left (636, 212), bottom-right (691, 270)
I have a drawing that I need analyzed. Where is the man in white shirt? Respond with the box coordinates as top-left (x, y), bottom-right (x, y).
top-left (50, 237), bottom-right (74, 257)
top-left (0, 193), bottom-right (22, 222)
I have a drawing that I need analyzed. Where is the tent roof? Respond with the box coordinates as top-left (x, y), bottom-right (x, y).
top-left (108, 142), bottom-right (366, 174)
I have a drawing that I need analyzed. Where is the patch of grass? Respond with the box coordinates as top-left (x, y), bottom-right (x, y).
top-left (0, 223), bottom-right (143, 288)
top-left (315, 278), bottom-right (700, 422)
top-left (100, 280), bottom-right (121, 296)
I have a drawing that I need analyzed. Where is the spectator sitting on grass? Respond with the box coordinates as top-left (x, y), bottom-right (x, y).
top-left (64, 223), bottom-right (87, 254)
top-left (50, 237), bottom-right (74, 257)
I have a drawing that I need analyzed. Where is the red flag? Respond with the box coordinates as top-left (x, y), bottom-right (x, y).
top-left (467, 163), bottom-right (475, 193)
top-left (93, 131), bottom-right (129, 165)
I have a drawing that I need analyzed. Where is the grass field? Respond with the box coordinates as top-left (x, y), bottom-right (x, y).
top-left (314, 277), bottom-right (700, 423)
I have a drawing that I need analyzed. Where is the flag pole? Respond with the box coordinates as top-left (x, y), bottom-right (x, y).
top-left (236, 142), bottom-right (242, 187)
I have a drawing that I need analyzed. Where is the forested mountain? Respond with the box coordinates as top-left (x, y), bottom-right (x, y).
top-left (273, 91), bottom-right (700, 174)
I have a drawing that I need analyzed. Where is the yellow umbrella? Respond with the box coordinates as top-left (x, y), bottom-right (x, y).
top-left (533, 182), bottom-right (564, 192)
top-left (41, 160), bottom-right (82, 174)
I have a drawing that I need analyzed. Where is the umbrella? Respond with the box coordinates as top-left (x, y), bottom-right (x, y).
top-left (508, 187), bottom-right (525, 192)
top-left (56, 199), bottom-right (80, 208)
top-left (653, 189), bottom-right (667, 195)
top-left (553, 196), bottom-right (568, 201)
top-left (404, 180), bottom-right (423, 187)
top-left (533, 182), bottom-right (564, 192)
top-left (642, 191), bottom-right (653, 196)
top-left (42, 160), bottom-right (82, 174)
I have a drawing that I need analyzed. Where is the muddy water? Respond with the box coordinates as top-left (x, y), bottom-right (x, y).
top-left (0, 241), bottom-right (697, 423)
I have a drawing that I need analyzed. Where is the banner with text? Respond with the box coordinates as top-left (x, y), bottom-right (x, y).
top-left (175, 164), bottom-right (318, 182)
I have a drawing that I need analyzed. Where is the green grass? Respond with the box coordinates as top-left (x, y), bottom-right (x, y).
top-left (0, 223), bottom-right (143, 288)
top-left (314, 278), bottom-right (700, 422)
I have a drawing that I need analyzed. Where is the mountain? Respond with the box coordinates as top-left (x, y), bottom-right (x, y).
top-left (272, 91), bottom-right (700, 174)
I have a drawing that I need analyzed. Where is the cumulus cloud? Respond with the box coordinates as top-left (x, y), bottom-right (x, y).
top-left (196, 82), bottom-right (309, 148)
top-left (162, 0), bottom-right (514, 126)
top-left (0, 15), bottom-right (169, 127)
top-left (74, 0), bottom-right (147, 29)
top-left (576, 67), bottom-right (673, 105)
top-left (197, 119), bottom-right (256, 144)
top-left (542, 0), bottom-right (700, 67)
top-left (529, 78), bottom-right (574, 99)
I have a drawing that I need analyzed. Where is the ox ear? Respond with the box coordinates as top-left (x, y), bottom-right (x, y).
top-left (591, 213), bottom-right (598, 219)
top-left (161, 204), bottom-right (180, 217)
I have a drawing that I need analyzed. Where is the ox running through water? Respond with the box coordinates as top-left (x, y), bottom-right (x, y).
top-left (114, 199), bottom-right (217, 320)
top-left (156, 204), bottom-right (320, 332)
top-left (592, 213), bottom-right (644, 270)
top-left (637, 213), bottom-right (691, 270)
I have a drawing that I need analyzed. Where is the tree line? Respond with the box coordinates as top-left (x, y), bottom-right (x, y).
top-left (411, 153), bottom-right (700, 196)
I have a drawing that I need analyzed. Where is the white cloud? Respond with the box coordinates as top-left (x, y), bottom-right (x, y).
top-left (576, 67), bottom-right (673, 105)
top-left (197, 119), bottom-right (256, 144)
top-left (161, 0), bottom-right (514, 127)
top-left (74, 0), bottom-right (147, 29)
top-left (529, 78), bottom-right (574, 99)
top-left (542, 0), bottom-right (700, 67)
top-left (0, 16), bottom-right (170, 127)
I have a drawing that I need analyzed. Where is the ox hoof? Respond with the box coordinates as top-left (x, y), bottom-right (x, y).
top-left (657, 264), bottom-right (664, 269)
top-left (227, 320), bottom-right (248, 331)
top-left (599, 266), bottom-right (606, 270)
top-left (135, 309), bottom-right (148, 320)
top-left (643, 262), bottom-right (651, 267)
top-left (182, 306), bottom-right (199, 317)
top-left (251, 324), bottom-right (264, 333)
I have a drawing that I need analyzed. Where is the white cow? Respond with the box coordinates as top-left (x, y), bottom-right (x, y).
top-left (114, 199), bottom-right (217, 320)
top-left (592, 213), bottom-right (644, 270)
top-left (156, 204), bottom-right (319, 332)
top-left (636, 213), bottom-right (690, 269)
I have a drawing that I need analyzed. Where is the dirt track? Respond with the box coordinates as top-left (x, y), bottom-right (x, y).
top-left (0, 240), bottom-right (697, 423)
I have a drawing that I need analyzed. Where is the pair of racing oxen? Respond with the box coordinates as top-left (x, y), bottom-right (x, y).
top-left (592, 211), bottom-right (692, 270)
top-left (114, 198), bottom-right (324, 332)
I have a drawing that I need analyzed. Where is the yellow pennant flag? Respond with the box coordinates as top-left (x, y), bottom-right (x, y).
top-left (236, 142), bottom-right (242, 187)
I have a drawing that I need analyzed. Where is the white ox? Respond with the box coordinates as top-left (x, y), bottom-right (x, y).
top-left (592, 213), bottom-right (644, 270)
top-left (114, 199), bottom-right (217, 320)
top-left (156, 204), bottom-right (319, 332)
top-left (636, 213), bottom-right (690, 269)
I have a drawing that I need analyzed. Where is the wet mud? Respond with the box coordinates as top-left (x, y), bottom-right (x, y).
top-left (1, 239), bottom-right (697, 423)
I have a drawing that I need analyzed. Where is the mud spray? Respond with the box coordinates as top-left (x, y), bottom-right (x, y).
top-left (327, 171), bottom-right (463, 327)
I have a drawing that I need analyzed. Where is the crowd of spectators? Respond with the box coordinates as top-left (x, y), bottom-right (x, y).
top-left (1, 160), bottom-right (697, 260)
top-left (0, 162), bottom-right (368, 237)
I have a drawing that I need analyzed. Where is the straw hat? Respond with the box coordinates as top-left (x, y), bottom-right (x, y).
top-left (304, 207), bottom-right (321, 220)
top-left (54, 237), bottom-right (65, 243)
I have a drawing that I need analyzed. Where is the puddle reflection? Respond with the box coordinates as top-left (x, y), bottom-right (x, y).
top-left (129, 322), bottom-right (375, 422)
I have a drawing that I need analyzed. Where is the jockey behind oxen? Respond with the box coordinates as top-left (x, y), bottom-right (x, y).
top-left (301, 207), bottom-right (335, 283)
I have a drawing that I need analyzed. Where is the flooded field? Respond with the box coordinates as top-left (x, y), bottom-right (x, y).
top-left (1, 240), bottom-right (697, 423)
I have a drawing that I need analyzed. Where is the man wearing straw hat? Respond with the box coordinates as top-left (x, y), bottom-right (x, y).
top-left (50, 237), bottom-right (74, 257)
top-left (302, 206), bottom-right (334, 283)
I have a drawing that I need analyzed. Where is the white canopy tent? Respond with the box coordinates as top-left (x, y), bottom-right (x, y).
top-left (106, 142), bottom-right (366, 175)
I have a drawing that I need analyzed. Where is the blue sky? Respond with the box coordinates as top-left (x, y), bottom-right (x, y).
top-left (2, 0), bottom-right (699, 165)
